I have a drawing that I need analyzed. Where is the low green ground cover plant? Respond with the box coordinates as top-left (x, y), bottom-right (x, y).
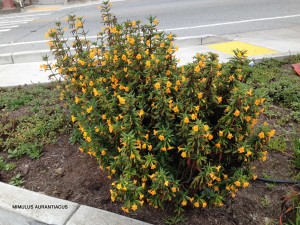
top-left (0, 84), bottom-right (67, 161)
top-left (43, 1), bottom-right (275, 213)
top-left (250, 56), bottom-right (300, 124)
top-left (250, 57), bottom-right (300, 224)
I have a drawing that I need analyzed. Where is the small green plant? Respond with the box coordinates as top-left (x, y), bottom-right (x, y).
top-left (267, 136), bottom-right (287, 152)
top-left (268, 77), bottom-right (300, 109)
top-left (0, 156), bottom-right (16, 171)
top-left (164, 215), bottom-right (187, 225)
top-left (9, 173), bottom-right (24, 187)
top-left (266, 183), bottom-right (276, 189)
top-left (261, 195), bottom-right (271, 208)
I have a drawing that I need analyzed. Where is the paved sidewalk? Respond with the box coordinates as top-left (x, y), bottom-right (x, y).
top-left (0, 61), bottom-right (53, 87)
top-left (0, 182), bottom-right (151, 225)
top-left (175, 27), bottom-right (300, 65)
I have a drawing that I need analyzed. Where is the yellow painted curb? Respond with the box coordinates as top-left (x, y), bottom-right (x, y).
top-left (208, 41), bottom-right (277, 56)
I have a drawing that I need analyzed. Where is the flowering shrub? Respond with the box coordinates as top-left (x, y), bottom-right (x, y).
top-left (43, 1), bottom-right (275, 213)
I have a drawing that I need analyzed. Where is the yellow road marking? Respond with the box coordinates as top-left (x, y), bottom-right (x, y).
top-left (208, 41), bottom-right (277, 56)
top-left (27, 7), bottom-right (62, 12)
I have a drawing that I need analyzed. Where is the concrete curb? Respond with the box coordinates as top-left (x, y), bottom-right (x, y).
top-left (174, 35), bottom-right (231, 47)
top-left (0, 50), bottom-right (54, 65)
top-left (0, 182), bottom-right (151, 225)
top-left (252, 51), bottom-right (300, 63)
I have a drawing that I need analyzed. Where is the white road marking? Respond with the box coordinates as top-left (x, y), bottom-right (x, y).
top-left (0, 25), bottom-right (19, 29)
top-left (1, 13), bottom-right (299, 47)
top-left (0, 40), bottom-right (48, 47)
top-left (0, 13), bottom-right (51, 20)
top-left (162, 14), bottom-right (300, 32)
top-left (0, 35), bottom-right (98, 47)
top-left (0, 20), bottom-right (32, 24)
top-left (0, 12), bottom-right (51, 37)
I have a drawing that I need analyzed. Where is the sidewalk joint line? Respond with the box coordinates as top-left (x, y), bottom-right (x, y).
top-left (63, 204), bottom-right (80, 225)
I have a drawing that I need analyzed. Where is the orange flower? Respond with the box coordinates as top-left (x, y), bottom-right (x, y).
top-left (131, 204), bottom-right (138, 211)
top-left (234, 181), bottom-right (241, 187)
top-left (121, 54), bottom-right (127, 61)
top-left (136, 54), bottom-right (142, 60)
top-left (227, 133), bottom-right (233, 139)
top-left (194, 66), bottom-right (200, 73)
top-left (244, 106), bottom-right (250, 112)
top-left (154, 82), bottom-right (161, 89)
top-left (197, 92), bottom-right (203, 99)
top-left (245, 116), bottom-right (251, 122)
top-left (234, 110), bottom-right (240, 117)
top-left (71, 115), bottom-right (76, 123)
top-left (238, 147), bottom-right (245, 153)
top-left (129, 38), bottom-right (135, 45)
top-left (254, 99), bottom-right (261, 106)
top-left (243, 182), bottom-right (249, 188)
top-left (131, 20), bottom-right (137, 27)
top-left (193, 125), bottom-right (199, 132)
top-left (268, 129), bottom-right (276, 138)
top-left (145, 60), bottom-right (151, 67)
top-left (194, 202), bottom-right (200, 208)
top-left (191, 113), bottom-right (197, 120)
top-left (217, 96), bottom-right (222, 104)
top-left (86, 106), bottom-right (93, 113)
top-left (138, 109), bottom-right (145, 118)
top-left (181, 200), bottom-right (187, 206)
top-left (245, 151), bottom-right (252, 157)
top-left (207, 134), bottom-right (213, 140)
top-left (184, 117), bottom-right (189, 124)
top-left (173, 106), bottom-right (179, 113)
top-left (203, 125), bottom-right (209, 131)
top-left (161, 147), bottom-right (167, 151)
top-left (258, 132), bottom-right (265, 139)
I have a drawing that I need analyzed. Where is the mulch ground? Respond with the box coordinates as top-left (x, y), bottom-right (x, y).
top-left (0, 133), bottom-right (297, 225)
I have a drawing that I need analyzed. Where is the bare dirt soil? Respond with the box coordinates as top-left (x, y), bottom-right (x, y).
top-left (0, 133), bottom-right (297, 225)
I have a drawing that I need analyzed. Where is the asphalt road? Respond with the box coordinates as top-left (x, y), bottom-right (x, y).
top-left (1, 0), bottom-right (300, 53)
